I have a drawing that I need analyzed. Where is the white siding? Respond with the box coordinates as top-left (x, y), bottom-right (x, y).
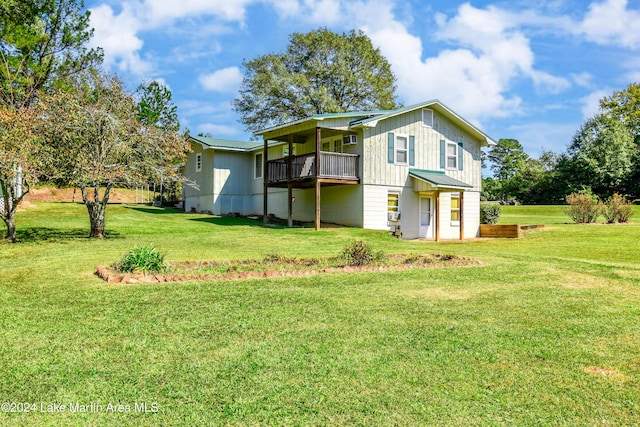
top-left (362, 109), bottom-right (483, 191)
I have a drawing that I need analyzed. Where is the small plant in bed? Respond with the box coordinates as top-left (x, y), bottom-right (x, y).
top-left (114, 245), bottom-right (167, 273)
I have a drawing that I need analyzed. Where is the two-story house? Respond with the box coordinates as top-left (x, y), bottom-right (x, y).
top-left (183, 100), bottom-right (495, 240)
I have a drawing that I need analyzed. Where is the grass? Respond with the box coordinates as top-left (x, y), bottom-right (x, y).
top-left (1, 202), bottom-right (640, 425)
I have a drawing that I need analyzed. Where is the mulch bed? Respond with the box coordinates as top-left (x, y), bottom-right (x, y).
top-left (96, 254), bottom-right (482, 284)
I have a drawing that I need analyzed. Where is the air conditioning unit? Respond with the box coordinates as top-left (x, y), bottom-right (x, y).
top-left (388, 211), bottom-right (400, 222)
top-left (343, 134), bottom-right (357, 145)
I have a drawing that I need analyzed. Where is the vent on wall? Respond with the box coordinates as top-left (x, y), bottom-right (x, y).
top-left (343, 134), bottom-right (357, 145)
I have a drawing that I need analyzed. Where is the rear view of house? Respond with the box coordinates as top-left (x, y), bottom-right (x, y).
top-left (184, 100), bottom-right (495, 240)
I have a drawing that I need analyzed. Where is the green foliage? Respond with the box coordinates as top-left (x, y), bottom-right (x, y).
top-left (566, 114), bottom-right (635, 198)
top-left (602, 193), bottom-right (634, 223)
top-left (481, 177), bottom-right (502, 201)
top-left (115, 245), bottom-right (167, 273)
top-left (480, 203), bottom-right (501, 224)
top-left (0, 0), bottom-right (103, 108)
top-left (233, 28), bottom-right (398, 133)
top-left (564, 188), bottom-right (601, 223)
top-left (340, 239), bottom-right (384, 267)
top-left (136, 81), bottom-right (180, 132)
top-left (599, 82), bottom-right (640, 141)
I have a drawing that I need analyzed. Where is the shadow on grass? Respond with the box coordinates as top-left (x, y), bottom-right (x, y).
top-left (129, 206), bottom-right (184, 215)
top-left (188, 216), bottom-right (289, 228)
top-left (14, 227), bottom-right (123, 243)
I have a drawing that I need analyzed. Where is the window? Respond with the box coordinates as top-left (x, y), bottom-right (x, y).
top-left (322, 141), bottom-right (330, 152)
top-left (395, 135), bottom-right (408, 164)
top-left (196, 153), bottom-right (202, 172)
top-left (388, 192), bottom-right (400, 221)
top-left (451, 193), bottom-right (460, 224)
top-left (446, 142), bottom-right (457, 169)
top-left (422, 109), bottom-right (434, 127)
top-left (333, 139), bottom-right (342, 153)
top-left (254, 153), bottom-right (263, 179)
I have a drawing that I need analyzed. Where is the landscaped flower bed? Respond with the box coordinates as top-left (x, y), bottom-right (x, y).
top-left (96, 253), bottom-right (481, 284)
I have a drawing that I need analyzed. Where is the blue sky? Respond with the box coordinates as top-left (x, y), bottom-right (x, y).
top-left (85, 0), bottom-right (640, 158)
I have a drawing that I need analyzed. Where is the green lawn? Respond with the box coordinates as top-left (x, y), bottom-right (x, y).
top-left (1, 203), bottom-right (640, 426)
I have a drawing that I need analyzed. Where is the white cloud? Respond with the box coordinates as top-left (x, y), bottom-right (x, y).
top-left (578, 0), bottom-right (640, 48)
top-left (197, 122), bottom-right (242, 137)
top-left (89, 4), bottom-right (152, 75)
top-left (580, 88), bottom-right (611, 119)
top-left (266, 0), bottom-right (342, 24)
top-left (139, 0), bottom-right (252, 28)
top-left (351, 1), bottom-right (569, 123)
top-left (198, 67), bottom-right (243, 93)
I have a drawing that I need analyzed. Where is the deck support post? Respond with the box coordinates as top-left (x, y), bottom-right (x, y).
top-left (435, 190), bottom-right (440, 242)
top-left (287, 135), bottom-right (293, 228)
top-left (315, 127), bottom-right (321, 231)
top-left (263, 137), bottom-right (268, 224)
top-left (459, 191), bottom-right (464, 240)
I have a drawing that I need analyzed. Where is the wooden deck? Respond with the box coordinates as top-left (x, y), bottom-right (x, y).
top-left (267, 152), bottom-right (359, 187)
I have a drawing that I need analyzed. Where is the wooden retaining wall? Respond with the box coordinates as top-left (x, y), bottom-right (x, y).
top-left (479, 224), bottom-right (544, 238)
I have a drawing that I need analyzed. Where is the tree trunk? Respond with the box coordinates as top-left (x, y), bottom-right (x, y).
top-left (2, 216), bottom-right (16, 242)
top-left (81, 184), bottom-right (112, 239)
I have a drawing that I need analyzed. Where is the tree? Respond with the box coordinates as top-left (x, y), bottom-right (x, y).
top-left (233, 28), bottom-right (398, 133)
top-left (487, 138), bottom-right (529, 202)
top-left (0, 0), bottom-right (102, 241)
top-left (136, 81), bottom-right (179, 132)
top-left (43, 69), bottom-right (187, 238)
top-left (600, 82), bottom-right (640, 142)
top-left (565, 114), bottom-right (635, 198)
top-left (0, 105), bottom-right (43, 240)
top-left (599, 83), bottom-right (640, 196)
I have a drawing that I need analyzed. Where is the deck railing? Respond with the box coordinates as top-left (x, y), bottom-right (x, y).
top-left (267, 152), bottom-right (359, 183)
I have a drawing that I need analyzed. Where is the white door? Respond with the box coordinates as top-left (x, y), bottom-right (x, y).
top-left (419, 196), bottom-right (433, 239)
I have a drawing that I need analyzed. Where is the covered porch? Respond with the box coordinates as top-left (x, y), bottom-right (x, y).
top-left (261, 126), bottom-right (360, 230)
top-left (409, 169), bottom-right (473, 241)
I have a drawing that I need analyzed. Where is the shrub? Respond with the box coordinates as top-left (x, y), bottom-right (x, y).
top-left (602, 193), bottom-right (634, 223)
top-left (340, 240), bottom-right (384, 267)
top-left (115, 245), bottom-right (167, 273)
top-left (480, 203), bottom-right (501, 224)
top-left (564, 188), bottom-right (601, 223)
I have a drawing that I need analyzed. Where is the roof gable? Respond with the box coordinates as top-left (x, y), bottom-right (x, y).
top-left (351, 100), bottom-right (496, 147)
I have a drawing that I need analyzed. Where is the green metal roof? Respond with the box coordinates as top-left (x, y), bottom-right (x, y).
top-left (409, 169), bottom-right (473, 190)
top-left (189, 136), bottom-right (262, 151)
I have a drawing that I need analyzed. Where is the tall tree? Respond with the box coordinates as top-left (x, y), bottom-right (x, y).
top-left (599, 82), bottom-right (640, 142)
top-left (0, 104), bottom-right (43, 240)
top-left (136, 81), bottom-right (179, 132)
top-left (566, 114), bottom-right (635, 198)
top-left (233, 28), bottom-right (398, 133)
top-left (43, 69), bottom-right (187, 238)
top-left (487, 138), bottom-right (529, 201)
top-left (0, 0), bottom-right (102, 241)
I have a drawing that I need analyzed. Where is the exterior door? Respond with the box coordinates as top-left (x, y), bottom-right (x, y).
top-left (419, 196), bottom-right (433, 239)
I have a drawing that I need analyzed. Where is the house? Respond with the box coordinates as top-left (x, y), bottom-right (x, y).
top-left (184, 100), bottom-right (496, 240)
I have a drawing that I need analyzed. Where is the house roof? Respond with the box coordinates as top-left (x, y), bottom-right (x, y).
top-left (188, 136), bottom-right (263, 152)
top-left (409, 169), bottom-right (473, 190)
top-left (351, 100), bottom-right (496, 147)
top-left (254, 100), bottom-right (496, 147)
top-left (254, 110), bottom-right (392, 137)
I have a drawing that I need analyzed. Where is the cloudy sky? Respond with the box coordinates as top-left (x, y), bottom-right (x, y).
top-left (85, 0), bottom-right (640, 157)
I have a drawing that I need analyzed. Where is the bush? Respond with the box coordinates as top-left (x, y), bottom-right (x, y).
top-left (480, 203), bottom-right (501, 224)
top-left (565, 188), bottom-right (601, 223)
top-left (340, 240), bottom-right (384, 267)
top-left (602, 193), bottom-right (634, 223)
top-left (115, 245), bottom-right (167, 273)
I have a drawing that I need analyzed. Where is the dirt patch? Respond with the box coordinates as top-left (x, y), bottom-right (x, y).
top-left (25, 187), bottom-right (140, 203)
top-left (583, 366), bottom-right (626, 381)
top-left (96, 254), bottom-right (482, 284)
